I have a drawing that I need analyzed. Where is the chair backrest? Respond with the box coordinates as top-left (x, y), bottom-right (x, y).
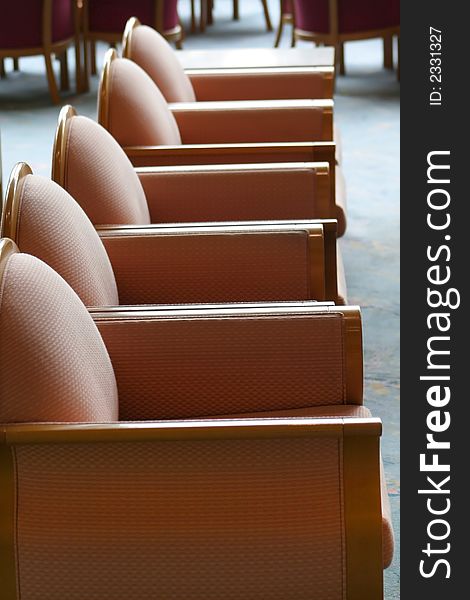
top-left (87, 0), bottom-right (178, 35)
top-left (123, 19), bottom-right (196, 102)
top-left (2, 163), bottom-right (119, 307)
top-left (52, 106), bottom-right (151, 226)
top-left (98, 49), bottom-right (182, 147)
top-left (0, 238), bottom-right (118, 423)
top-left (0, 0), bottom-right (75, 51)
top-left (293, 0), bottom-right (399, 35)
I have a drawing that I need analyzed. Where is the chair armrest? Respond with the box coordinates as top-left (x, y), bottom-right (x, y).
top-left (97, 223), bottom-right (333, 304)
top-left (169, 99), bottom-right (333, 144)
top-left (187, 67), bottom-right (335, 101)
top-left (0, 418), bottom-right (383, 599)
top-left (92, 304), bottom-right (362, 420)
top-left (136, 162), bottom-right (333, 222)
top-left (123, 142), bottom-right (337, 202)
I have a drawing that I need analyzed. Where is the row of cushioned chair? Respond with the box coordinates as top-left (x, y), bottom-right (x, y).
top-left (0, 19), bottom-right (393, 600)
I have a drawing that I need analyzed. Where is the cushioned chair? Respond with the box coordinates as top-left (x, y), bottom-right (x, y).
top-left (54, 105), bottom-right (342, 228)
top-left (82, 0), bottom-right (183, 89)
top-left (50, 106), bottom-right (348, 299)
top-left (0, 0), bottom-right (82, 103)
top-left (98, 51), bottom-right (347, 234)
top-left (0, 239), bottom-right (393, 599)
top-left (122, 17), bottom-right (335, 101)
top-left (122, 19), bottom-right (342, 166)
top-left (2, 163), bottom-right (340, 304)
top-left (274, 0), bottom-right (295, 47)
top-left (293, 0), bottom-right (400, 76)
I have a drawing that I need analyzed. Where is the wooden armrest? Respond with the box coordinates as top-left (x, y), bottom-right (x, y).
top-left (124, 142), bottom-right (337, 201)
top-left (92, 304), bottom-right (362, 420)
top-left (187, 67), bottom-right (335, 101)
top-left (135, 162), bottom-right (333, 223)
top-left (169, 99), bottom-right (333, 144)
top-left (97, 222), bottom-right (335, 304)
top-left (1, 417), bottom-right (382, 600)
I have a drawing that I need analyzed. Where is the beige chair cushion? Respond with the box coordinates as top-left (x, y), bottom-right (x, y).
top-left (16, 174), bottom-right (119, 307)
top-left (64, 116), bottom-right (151, 226)
top-left (0, 253), bottom-right (118, 423)
top-left (130, 25), bottom-right (196, 103)
top-left (107, 58), bottom-right (182, 147)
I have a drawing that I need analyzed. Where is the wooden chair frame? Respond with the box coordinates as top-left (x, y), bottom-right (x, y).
top-left (0, 416), bottom-right (384, 599)
top-left (0, 0), bottom-right (82, 103)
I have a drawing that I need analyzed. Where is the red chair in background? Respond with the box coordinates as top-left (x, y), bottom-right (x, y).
top-left (292, 0), bottom-right (400, 75)
top-left (82, 0), bottom-right (183, 86)
top-left (0, 0), bottom-right (82, 103)
top-left (274, 0), bottom-right (295, 47)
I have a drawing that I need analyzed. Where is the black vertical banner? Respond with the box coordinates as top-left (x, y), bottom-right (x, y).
top-left (401, 2), bottom-right (468, 598)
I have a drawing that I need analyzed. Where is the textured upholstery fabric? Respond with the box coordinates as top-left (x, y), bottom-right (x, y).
top-left (64, 116), bottom-right (151, 225)
top-left (174, 103), bottom-right (327, 145)
top-left (16, 174), bottom-right (119, 307)
top-left (107, 58), bottom-right (182, 147)
top-left (103, 231), bottom-right (312, 305)
top-left (98, 314), bottom-right (347, 420)
top-left (293, 0), bottom-right (400, 34)
top-left (129, 25), bottom-right (196, 103)
top-left (88, 0), bottom-right (179, 33)
top-left (15, 435), bottom-right (344, 599)
top-left (0, 253), bottom-right (118, 423)
top-left (139, 165), bottom-right (322, 223)
top-left (0, 0), bottom-right (74, 49)
top-left (190, 70), bottom-right (331, 102)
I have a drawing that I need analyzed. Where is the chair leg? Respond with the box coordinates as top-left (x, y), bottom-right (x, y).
top-left (0, 59), bottom-right (6, 78)
top-left (291, 25), bottom-right (296, 47)
top-left (82, 38), bottom-right (90, 92)
top-left (200, 0), bottom-right (207, 31)
top-left (13, 57), bottom-right (19, 71)
top-left (44, 53), bottom-right (60, 104)
top-left (90, 40), bottom-right (97, 75)
top-left (59, 51), bottom-right (70, 91)
top-left (337, 42), bottom-right (345, 75)
top-left (209, 0), bottom-right (214, 24)
top-left (383, 35), bottom-right (393, 70)
top-left (274, 19), bottom-right (283, 47)
top-left (190, 0), bottom-right (196, 32)
top-left (233, 0), bottom-right (239, 20)
top-left (74, 36), bottom-right (85, 93)
top-left (261, 0), bottom-right (272, 31)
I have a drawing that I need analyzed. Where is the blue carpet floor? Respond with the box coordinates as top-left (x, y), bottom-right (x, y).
top-left (0, 1), bottom-right (400, 597)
